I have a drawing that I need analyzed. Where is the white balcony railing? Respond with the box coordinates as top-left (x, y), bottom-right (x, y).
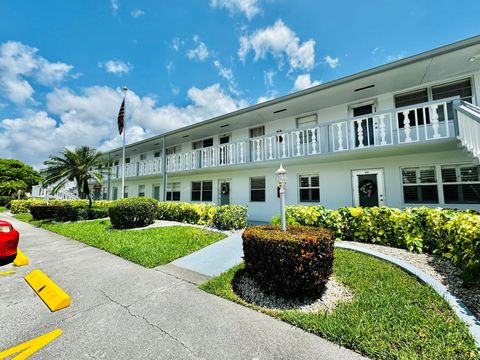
top-left (108, 98), bottom-right (460, 179)
top-left (454, 100), bottom-right (480, 162)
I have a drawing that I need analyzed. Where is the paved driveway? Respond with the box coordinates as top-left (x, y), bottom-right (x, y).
top-left (0, 215), bottom-right (363, 359)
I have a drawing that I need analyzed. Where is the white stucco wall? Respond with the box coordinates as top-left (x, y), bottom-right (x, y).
top-left (107, 149), bottom-right (480, 222)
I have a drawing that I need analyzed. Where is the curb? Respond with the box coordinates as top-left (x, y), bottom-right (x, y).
top-left (335, 242), bottom-right (480, 351)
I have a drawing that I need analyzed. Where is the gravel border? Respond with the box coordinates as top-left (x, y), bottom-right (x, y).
top-left (233, 272), bottom-right (354, 313)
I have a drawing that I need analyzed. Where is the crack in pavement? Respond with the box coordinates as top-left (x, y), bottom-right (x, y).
top-left (101, 290), bottom-right (202, 360)
top-left (153, 267), bottom-right (206, 286)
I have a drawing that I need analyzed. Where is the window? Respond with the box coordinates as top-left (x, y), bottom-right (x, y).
top-left (250, 177), bottom-right (266, 202)
top-left (154, 151), bottom-right (161, 158)
top-left (140, 154), bottom-right (147, 161)
top-left (153, 185), bottom-right (161, 200)
top-left (402, 167), bottom-right (438, 203)
top-left (138, 185), bottom-right (145, 197)
top-left (113, 160), bottom-right (119, 166)
top-left (296, 114), bottom-right (317, 128)
top-left (219, 135), bottom-right (230, 144)
top-left (166, 182), bottom-right (181, 201)
top-left (249, 126), bottom-right (265, 138)
top-left (125, 157), bottom-right (130, 164)
top-left (124, 185), bottom-right (129, 198)
top-left (299, 175), bottom-right (320, 202)
top-left (192, 138), bottom-right (213, 149)
top-left (441, 164), bottom-right (480, 204)
top-left (394, 89), bottom-right (429, 108)
top-left (167, 145), bottom-right (181, 155)
top-left (191, 181), bottom-right (212, 201)
top-left (395, 89), bottom-right (429, 127)
top-left (432, 79), bottom-right (472, 120)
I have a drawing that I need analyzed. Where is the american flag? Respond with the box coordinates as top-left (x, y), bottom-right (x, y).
top-left (117, 99), bottom-right (125, 135)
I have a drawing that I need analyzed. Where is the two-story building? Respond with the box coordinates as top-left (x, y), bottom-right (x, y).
top-left (101, 35), bottom-right (480, 222)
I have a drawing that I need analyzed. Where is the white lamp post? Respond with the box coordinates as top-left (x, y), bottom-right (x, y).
top-left (275, 164), bottom-right (287, 232)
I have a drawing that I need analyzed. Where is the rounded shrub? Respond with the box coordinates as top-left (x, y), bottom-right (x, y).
top-left (109, 197), bottom-right (158, 229)
top-left (212, 205), bottom-right (247, 230)
top-left (242, 225), bottom-right (335, 299)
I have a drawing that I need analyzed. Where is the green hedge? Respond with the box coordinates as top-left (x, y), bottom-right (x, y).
top-left (10, 199), bottom-right (113, 214)
top-left (242, 225), bottom-right (335, 298)
top-left (109, 197), bottom-right (158, 229)
top-left (272, 205), bottom-right (480, 278)
top-left (156, 202), bottom-right (247, 230)
top-left (30, 204), bottom-right (109, 221)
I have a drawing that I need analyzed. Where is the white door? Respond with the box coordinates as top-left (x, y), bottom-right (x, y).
top-left (352, 169), bottom-right (385, 207)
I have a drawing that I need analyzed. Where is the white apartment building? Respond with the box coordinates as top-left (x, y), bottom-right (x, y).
top-left (100, 36), bottom-right (480, 222)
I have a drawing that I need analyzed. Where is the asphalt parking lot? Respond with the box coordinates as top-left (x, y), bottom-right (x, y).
top-left (0, 215), bottom-right (363, 359)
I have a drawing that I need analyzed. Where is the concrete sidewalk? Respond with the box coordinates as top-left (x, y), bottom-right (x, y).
top-left (0, 215), bottom-right (363, 359)
top-left (171, 231), bottom-right (243, 276)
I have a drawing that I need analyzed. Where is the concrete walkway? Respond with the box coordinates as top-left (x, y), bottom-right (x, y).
top-left (171, 231), bottom-right (243, 276)
top-left (0, 215), bottom-right (362, 360)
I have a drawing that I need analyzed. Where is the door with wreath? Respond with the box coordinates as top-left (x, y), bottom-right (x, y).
top-left (219, 181), bottom-right (230, 205)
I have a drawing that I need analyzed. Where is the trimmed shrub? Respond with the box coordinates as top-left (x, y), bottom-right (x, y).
top-left (30, 204), bottom-right (64, 220)
top-left (212, 205), bottom-right (247, 230)
top-left (109, 197), bottom-right (158, 229)
top-left (156, 202), bottom-right (248, 230)
top-left (242, 225), bottom-right (335, 298)
top-left (10, 199), bottom-right (113, 215)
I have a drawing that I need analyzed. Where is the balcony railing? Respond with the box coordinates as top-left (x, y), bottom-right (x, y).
top-left (109, 98), bottom-right (458, 179)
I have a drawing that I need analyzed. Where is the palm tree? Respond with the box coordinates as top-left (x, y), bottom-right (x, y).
top-left (42, 146), bottom-right (109, 207)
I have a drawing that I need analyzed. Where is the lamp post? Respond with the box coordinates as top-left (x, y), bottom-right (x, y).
top-left (275, 164), bottom-right (287, 232)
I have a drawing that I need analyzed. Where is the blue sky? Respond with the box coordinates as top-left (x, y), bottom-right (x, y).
top-left (0, 0), bottom-right (479, 166)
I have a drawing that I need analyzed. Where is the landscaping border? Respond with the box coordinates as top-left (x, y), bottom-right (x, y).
top-left (335, 242), bottom-right (480, 351)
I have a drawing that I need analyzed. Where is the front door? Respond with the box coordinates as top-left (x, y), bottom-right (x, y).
top-left (219, 181), bottom-right (230, 205)
top-left (352, 169), bottom-right (385, 207)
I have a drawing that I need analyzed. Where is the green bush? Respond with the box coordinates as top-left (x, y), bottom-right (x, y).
top-left (109, 197), bottom-right (158, 229)
top-left (242, 225), bottom-right (335, 298)
top-left (212, 205), bottom-right (247, 230)
top-left (0, 196), bottom-right (12, 206)
top-left (271, 205), bottom-right (480, 278)
top-left (157, 202), bottom-right (248, 230)
top-left (29, 203), bottom-right (110, 221)
top-left (9, 199), bottom-right (112, 214)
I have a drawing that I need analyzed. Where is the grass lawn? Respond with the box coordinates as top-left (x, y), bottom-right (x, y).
top-left (15, 214), bottom-right (226, 267)
top-left (200, 249), bottom-right (479, 360)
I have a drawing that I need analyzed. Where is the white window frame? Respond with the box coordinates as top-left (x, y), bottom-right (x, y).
top-left (166, 182), bottom-right (181, 201)
top-left (250, 176), bottom-right (266, 202)
top-left (440, 163), bottom-right (480, 204)
top-left (191, 180), bottom-right (213, 202)
top-left (138, 184), bottom-right (145, 197)
top-left (401, 166), bottom-right (439, 205)
top-left (298, 174), bottom-right (320, 203)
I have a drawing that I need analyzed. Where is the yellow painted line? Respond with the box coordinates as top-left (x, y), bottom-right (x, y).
top-left (0, 329), bottom-right (62, 360)
top-left (14, 249), bottom-right (29, 267)
top-left (0, 270), bottom-right (15, 276)
top-left (24, 270), bottom-right (71, 312)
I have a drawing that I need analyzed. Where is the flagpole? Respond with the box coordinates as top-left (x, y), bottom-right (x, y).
top-left (121, 86), bottom-right (128, 199)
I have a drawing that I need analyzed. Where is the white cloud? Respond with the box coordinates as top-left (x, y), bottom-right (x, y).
top-left (264, 69), bottom-right (275, 87)
top-left (238, 20), bottom-right (315, 72)
top-left (213, 60), bottom-right (241, 96)
top-left (0, 84), bottom-right (248, 167)
top-left (172, 38), bottom-right (182, 52)
top-left (0, 41), bottom-right (73, 103)
top-left (293, 74), bottom-right (321, 91)
top-left (386, 53), bottom-right (405, 62)
top-left (323, 55), bottom-right (339, 69)
top-left (165, 61), bottom-right (175, 74)
top-left (256, 95), bottom-right (274, 104)
top-left (99, 60), bottom-right (132, 76)
top-left (210, 0), bottom-right (261, 20)
top-left (111, 0), bottom-right (119, 14)
top-left (187, 36), bottom-right (209, 62)
top-left (130, 8), bottom-right (145, 18)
